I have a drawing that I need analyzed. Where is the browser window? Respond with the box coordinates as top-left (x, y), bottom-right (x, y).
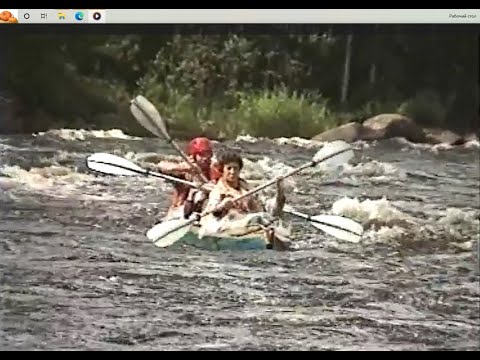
top-left (0, 8), bottom-right (479, 352)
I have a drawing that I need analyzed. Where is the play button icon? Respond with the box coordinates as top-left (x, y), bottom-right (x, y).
top-left (89, 10), bottom-right (105, 23)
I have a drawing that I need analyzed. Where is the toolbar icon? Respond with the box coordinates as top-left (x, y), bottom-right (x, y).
top-left (58, 12), bottom-right (66, 20)
top-left (88, 10), bottom-right (106, 23)
top-left (1, 9), bottom-right (18, 23)
top-left (75, 11), bottom-right (84, 21)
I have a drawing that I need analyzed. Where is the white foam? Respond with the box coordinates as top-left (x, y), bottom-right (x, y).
top-left (396, 138), bottom-right (446, 154)
top-left (234, 136), bottom-right (381, 159)
top-left (34, 128), bottom-right (141, 141)
top-left (341, 160), bottom-right (406, 182)
top-left (431, 142), bottom-right (455, 153)
top-left (352, 140), bottom-right (371, 149)
top-left (242, 157), bottom-right (297, 192)
top-left (236, 134), bottom-right (480, 153)
top-left (353, 206), bottom-right (479, 247)
top-left (451, 241), bottom-right (475, 251)
top-left (394, 137), bottom-right (428, 148)
top-left (330, 196), bottom-right (415, 228)
top-left (0, 164), bottom-right (153, 202)
top-left (363, 225), bottom-right (407, 244)
top-left (0, 165), bottom-right (93, 191)
top-left (235, 134), bottom-right (259, 143)
top-left (465, 139), bottom-right (480, 149)
top-left (273, 136), bottom-right (323, 149)
top-left (438, 208), bottom-right (480, 226)
top-left (54, 150), bottom-right (76, 162)
top-left (243, 157), bottom-right (295, 180)
top-left (0, 176), bottom-right (18, 190)
top-left (393, 136), bottom-right (480, 153)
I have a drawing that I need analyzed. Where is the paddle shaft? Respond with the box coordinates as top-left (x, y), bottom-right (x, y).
top-left (284, 208), bottom-right (362, 237)
top-left (113, 162), bottom-right (360, 237)
top-left (131, 97), bottom-right (210, 184)
top-left (88, 158), bottom-right (197, 187)
top-left (169, 140), bottom-right (210, 184)
top-left (153, 145), bottom-right (353, 241)
top-left (230, 145), bottom-right (353, 202)
top-left (144, 168), bottom-right (196, 187)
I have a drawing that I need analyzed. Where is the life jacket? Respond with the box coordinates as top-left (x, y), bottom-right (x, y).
top-left (166, 166), bottom-right (215, 219)
top-left (211, 178), bottom-right (257, 216)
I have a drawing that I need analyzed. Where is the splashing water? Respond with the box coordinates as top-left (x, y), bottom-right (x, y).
top-left (34, 128), bottom-right (141, 141)
top-left (0, 131), bottom-right (478, 350)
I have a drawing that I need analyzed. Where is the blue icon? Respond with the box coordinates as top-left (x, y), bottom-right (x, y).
top-left (74, 11), bottom-right (84, 21)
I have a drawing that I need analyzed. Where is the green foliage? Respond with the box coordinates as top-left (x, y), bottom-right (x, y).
top-left (397, 90), bottom-right (447, 127)
top-left (232, 88), bottom-right (334, 138)
top-left (4, 33), bottom-right (478, 137)
top-left (356, 100), bottom-right (403, 121)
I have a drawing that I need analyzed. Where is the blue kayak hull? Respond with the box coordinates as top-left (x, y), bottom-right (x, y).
top-left (174, 226), bottom-right (269, 251)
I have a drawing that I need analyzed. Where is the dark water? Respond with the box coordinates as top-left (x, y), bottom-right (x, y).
top-left (1, 131), bottom-right (479, 350)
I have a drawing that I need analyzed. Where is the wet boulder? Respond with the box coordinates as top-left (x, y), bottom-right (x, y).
top-left (362, 113), bottom-right (427, 143)
top-left (311, 122), bottom-right (363, 142)
top-left (311, 114), bottom-right (429, 144)
top-left (424, 128), bottom-right (465, 145)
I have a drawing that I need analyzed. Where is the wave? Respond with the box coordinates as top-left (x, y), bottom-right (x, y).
top-left (341, 160), bottom-right (406, 183)
top-left (235, 134), bottom-right (480, 153)
top-left (331, 196), bottom-right (415, 229)
top-left (0, 164), bottom-right (93, 191)
top-left (327, 196), bottom-right (478, 251)
top-left (34, 128), bottom-right (141, 141)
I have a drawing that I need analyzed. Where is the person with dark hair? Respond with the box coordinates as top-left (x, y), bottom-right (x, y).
top-left (200, 149), bottom-right (288, 248)
top-left (204, 149), bottom-right (261, 215)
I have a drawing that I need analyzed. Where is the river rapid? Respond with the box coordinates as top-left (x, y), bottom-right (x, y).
top-left (0, 129), bottom-right (479, 350)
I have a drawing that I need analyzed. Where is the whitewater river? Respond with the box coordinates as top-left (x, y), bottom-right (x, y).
top-left (0, 129), bottom-right (479, 350)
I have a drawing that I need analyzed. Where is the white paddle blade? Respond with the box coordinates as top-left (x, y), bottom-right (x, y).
top-left (87, 153), bottom-right (146, 176)
top-left (147, 219), bottom-right (192, 248)
top-left (313, 140), bottom-right (354, 169)
top-left (130, 95), bottom-right (168, 139)
top-left (311, 214), bottom-right (363, 243)
top-left (283, 204), bottom-right (297, 214)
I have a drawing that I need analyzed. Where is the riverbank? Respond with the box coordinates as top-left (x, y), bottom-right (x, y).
top-left (1, 90), bottom-right (478, 146)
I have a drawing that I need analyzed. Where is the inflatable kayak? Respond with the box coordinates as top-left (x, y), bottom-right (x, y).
top-left (153, 208), bottom-right (291, 251)
top-left (173, 225), bottom-right (271, 251)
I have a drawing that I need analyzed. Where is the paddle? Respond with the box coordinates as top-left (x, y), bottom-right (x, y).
top-left (86, 152), bottom-right (198, 187)
top-left (147, 140), bottom-right (355, 247)
top-left (129, 95), bottom-right (210, 183)
top-left (283, 205), bottom-right (363, 243)
top-left (86, 152), bottom-right (362, 243)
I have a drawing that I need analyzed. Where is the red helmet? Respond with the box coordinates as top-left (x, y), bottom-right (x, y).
top-left (186, 137), bottom-right (212, 156)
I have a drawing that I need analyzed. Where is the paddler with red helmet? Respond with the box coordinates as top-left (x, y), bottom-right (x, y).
top-left (154, 137), bottom-right (220, 219)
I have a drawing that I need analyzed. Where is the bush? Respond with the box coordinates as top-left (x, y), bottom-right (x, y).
top-left (6, 34), bottom-right (478, 135)
top-left (358, 100), bottom-right (402, 120)
top-left (132, 84), bottom-right (340, 139)
top-left (231, 87), bottom-right (336, 138)
top-left (397, 90), bottom-right (447, 127)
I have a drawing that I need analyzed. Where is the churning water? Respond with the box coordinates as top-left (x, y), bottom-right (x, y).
top-left (1, 129), bottom-right (478, 350)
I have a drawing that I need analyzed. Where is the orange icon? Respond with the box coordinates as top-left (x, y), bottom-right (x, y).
top-left (0, 10), bottom-right (18, 23)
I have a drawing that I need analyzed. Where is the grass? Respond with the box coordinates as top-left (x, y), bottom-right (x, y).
top-left (137, 86), bottom-right (343, 139)
top-left (43, 78), bottom-right (451, 140)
